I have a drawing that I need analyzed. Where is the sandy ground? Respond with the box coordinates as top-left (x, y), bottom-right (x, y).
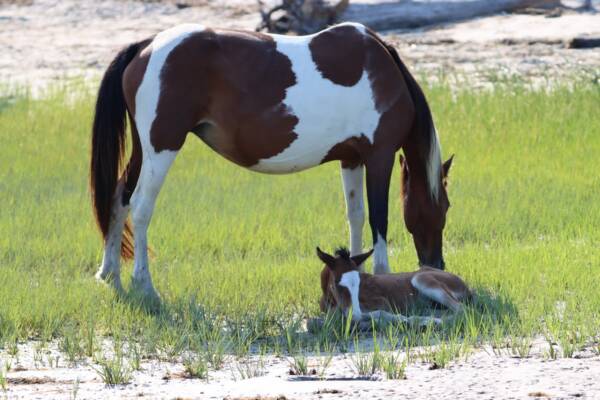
top-left (1, 0), bottom-right (599, 91)
top-left (2, 337), bottom-right (600, 399)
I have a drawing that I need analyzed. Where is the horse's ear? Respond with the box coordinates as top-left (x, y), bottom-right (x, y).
top-left (316, 247), bottom-right (336, 267)
top-left (351, 249), bottom-right (374, 268)
top-left (442, 155), bottom-right (454, 178)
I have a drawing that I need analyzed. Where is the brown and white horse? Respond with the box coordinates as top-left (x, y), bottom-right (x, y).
top-left (317, 247), bottom-right (471, 326)
top-left (90, 22), bottom-right (453, 301)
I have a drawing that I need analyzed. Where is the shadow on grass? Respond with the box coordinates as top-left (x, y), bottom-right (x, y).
top-left (108, 283), bottom-right (520, 358)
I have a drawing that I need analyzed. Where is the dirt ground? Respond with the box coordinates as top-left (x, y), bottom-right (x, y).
top-left (0, 0), bottom-right (599, 91)
top-left (3, 337), bottom-right (600, 399)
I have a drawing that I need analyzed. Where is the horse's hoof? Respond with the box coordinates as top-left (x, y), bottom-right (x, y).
top-left (129, 280), bottom-right (162, 310)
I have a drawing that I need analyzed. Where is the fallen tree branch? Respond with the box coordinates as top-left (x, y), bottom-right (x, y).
top-left (258, 0), bottom-right (562, 34)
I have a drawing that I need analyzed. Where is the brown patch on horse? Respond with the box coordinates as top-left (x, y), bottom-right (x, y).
top-left (149, 29), bottom-right (299, 166)
top-left (321, 134), bottom-right (371, 168)
top-left (122, 39), bottom-right (151, 203)
top-left (122, 39), bottom-right (152, 118)
top-left (363, 30), bottom-right (414, 150)
top-left (309, 25), bottom-right (366, 87)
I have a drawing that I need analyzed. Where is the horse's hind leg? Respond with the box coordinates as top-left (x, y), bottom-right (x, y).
top-left (95, 178), bottom-right (129, 293)
top-left (341, 164), bottom-right (365, 269)
top-left (129, 148), bottom-right (178, 301)
top-left (411, 274), bottom-right (463, 313)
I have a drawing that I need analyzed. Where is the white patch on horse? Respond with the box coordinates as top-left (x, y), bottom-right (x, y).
top-left (130, 23), bottom-right (205, 296)
top-left (427, 126), bottom-right (442, 201)
top-left (334, 21), bottom-right (367, 34)
top-left (251, 25), bottom-right (381, 173)
top-left (136, 23), bottom-right (205, 155)
top-left (339, 270), bottom-right (362, 320)
top-left (373, 232), bottom-right (390, 274)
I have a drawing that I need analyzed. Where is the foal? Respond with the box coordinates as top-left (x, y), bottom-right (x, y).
top-left (317, 247), bottom-right (471, 325)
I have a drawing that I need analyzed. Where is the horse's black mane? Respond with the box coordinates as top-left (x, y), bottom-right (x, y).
top-left (334, 247), bottom-right (351, 260)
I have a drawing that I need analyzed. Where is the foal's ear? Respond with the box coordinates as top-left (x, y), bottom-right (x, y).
top-left (316, 247), bottom-right (336, 267)
top-left (351, 249), bottom-right (374, 268)
top-left (442, 155), bottom-right (454, 178)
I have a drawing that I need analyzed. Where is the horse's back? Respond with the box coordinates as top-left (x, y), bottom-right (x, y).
top-left (125, 23), bottom-right (412, 172)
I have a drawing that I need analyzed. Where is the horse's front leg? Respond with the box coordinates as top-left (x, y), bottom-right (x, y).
top-left (340, 163), bottom-right (365, 269)
top-left (365, 152), bottom-right (394, 274)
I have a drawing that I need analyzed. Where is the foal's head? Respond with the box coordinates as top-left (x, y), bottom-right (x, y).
top-left (317, 246), bottom-right (373, 320)
top-left (400, 154), bottom-right (453, 270)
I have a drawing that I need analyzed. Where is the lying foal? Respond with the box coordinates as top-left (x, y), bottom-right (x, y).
top-left (317, 247), bottom-right (471, 326)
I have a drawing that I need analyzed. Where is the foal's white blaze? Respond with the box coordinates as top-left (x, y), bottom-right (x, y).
top-left (252, 25), bottom-right (381, 173)
top-left (339, 270), bottom-right (362, 320)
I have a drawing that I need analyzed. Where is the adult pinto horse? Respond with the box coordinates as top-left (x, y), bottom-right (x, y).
top-left (91, 22), bottom-right (453, 301)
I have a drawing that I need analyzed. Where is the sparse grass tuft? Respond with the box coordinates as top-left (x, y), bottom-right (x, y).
top-left (93, 355), bottom-right (132, 386)
top-left (183, 354), bottom-right (209, 380)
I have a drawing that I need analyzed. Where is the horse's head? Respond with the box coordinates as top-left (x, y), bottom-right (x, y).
top-left (399, 154), bottom-right (453, 270)
top-left (316, 246), bottom-right (373, 320)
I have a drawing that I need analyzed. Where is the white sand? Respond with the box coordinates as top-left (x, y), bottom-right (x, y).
top-left (3, 337), bottom-right (600, 399)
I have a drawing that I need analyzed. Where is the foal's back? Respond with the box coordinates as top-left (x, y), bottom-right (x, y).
top-left (360, 267), bottom-right (470, 313)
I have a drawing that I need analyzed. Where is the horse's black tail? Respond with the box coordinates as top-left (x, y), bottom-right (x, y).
top-left (381, 40), bottom-right (442, 200)
top-left (90, 41), bottom-right (143, 259)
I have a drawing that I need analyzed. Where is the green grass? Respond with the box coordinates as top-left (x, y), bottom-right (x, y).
top-left (1, 79), bottom-right (600, 373)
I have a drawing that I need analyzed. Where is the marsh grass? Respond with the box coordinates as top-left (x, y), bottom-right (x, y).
top-left (1, 80), bottom-right (600, 378)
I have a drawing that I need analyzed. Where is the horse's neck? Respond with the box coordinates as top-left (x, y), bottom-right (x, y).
top-left (403, 144), bottom-right (429, 187)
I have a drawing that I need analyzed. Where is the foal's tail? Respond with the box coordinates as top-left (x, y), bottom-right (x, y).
top-left (90, 41), bottom-right (144, 259)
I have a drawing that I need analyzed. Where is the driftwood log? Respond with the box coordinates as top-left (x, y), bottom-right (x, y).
top-left (257, 0), bottom-right (563, 34)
